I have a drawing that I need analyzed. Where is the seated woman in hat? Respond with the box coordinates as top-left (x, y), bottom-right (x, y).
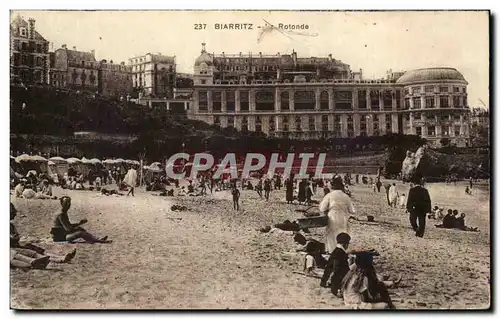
top-left (51, 196), bottom-right (111, 244)
top-left (341, 253), bottom-right (399, 309)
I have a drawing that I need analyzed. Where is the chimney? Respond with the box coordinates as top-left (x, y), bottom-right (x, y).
top-left (201, 42), bottom-right (206, 53)
top-left (110, 60), bottom-right (113, 64)
top-left (72, 46), bottom-right (76, 50)
top-left (239, 52), bottom-right (242, 56)
top-left (62, 44), bottom-right (67, 49)
top-left (277, 52), bottom-right (280, 57)
top-left (90, 49), bottom-right (95, 56)
top-left (259, 52), bottom-right (262, 57)
top-left (328, 53), bottom-right (332, 61)
top-left (28, 18), bottom-right (35, 40)
top-left (222, 52), bottom-right (225, 57)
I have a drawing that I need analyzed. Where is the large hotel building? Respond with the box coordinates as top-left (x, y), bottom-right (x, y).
top-left (189, 43), bottom-right (471, 148)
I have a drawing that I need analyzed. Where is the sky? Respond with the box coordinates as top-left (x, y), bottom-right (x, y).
top-left (11, 10), bottom-right (489, 108)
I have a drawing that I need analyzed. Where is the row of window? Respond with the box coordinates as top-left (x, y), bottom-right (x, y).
top-left (415, 126), bottom-right (462, 137)
top-left (12, 40), bottom-right (48, 53)
top-left (404, 85), bottom-right (466, 95)
top-left (216, 65), bottom-right (279, 72)
top-left (404, 96), bottom-right (466, 108)
top-left (412, 113), bottom-right (464, 121)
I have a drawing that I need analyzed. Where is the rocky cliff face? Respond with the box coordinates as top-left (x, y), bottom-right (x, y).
top-left (400, 146), bottom-right (448, 181)
top-left (399, 146), bottom-right (488, 181)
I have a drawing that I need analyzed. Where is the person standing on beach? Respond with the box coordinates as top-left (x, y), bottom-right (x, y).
top-left (231, 185), bottom-right (240, 211)
top-left (388, 183), bottom-right (398, 207)
top-left (285, 174), bottom-right (294, 204)
top-left (320, 176), bottom-right (356, 253)
top-left (406, 176), bottom-right (432, 238)
top-left (123, 166), bottom-right (137, 196)
top-left (263, 177), bottom-right (272, 201)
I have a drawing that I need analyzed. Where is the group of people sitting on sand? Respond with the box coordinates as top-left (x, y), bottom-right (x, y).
top-left (297, 232), bottom-right (401, 309)
top-left (14, 179), bottom-right (57, 200)
top-left (10, 196), bottom-right (111, 270)
top-left (434, 208), bottom-right (478, 232)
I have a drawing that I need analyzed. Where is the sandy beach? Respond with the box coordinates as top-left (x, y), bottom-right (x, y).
top-left (10, 180), bottom-right (490, 309)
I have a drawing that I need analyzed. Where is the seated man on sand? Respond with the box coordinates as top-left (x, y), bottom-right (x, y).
top-left (51, 196), bottom-right (111, 244)
top-left (14, 180), bottom-right (26, 197)
top-left (440, 209), bottom-right (455, 228)
top-left (11, 203), bottom-right (76, 264)
top-left (40, 179), bottom-right (53, 197)
top-left (454, 213), bottom-right (479, 232)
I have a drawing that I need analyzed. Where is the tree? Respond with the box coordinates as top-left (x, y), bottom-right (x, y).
top-left (440, 138), bottom-right (450, 148)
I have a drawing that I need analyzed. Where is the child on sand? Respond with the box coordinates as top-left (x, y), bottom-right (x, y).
top-left (231, 185), bottom-right (240, 211)
top-left (320, 232), bottom-right (351, 297)
top-left (341, 253), bottom-right (397, 309)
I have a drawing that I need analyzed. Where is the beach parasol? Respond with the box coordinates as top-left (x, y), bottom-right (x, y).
top-left (66, 157), bottom-right (82, 164)
top-left (147, 165), bottom-right (162, 173)
top-left (125, 159), bottom-right (140, 166)
top-left (15, 154), bottom-right (33, 163)
top-left (103, 159), bottom-right (117, 164)
top-left (90, 158), bottom-right (102, 165)
top-left (48, 161), bottom-right (56, 166)
top-left (49, 156), bottom-right (67, 163)
top-left (31, 155), bottom-right (48, 162)
top-left (81, 157), bottom-right (92, 164)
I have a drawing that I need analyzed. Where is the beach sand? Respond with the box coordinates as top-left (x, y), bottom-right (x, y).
top-left (10, 180), bottom-right (490, 309)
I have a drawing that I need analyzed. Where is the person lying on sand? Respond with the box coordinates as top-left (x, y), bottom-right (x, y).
top-left (341, 253), bottom-right (399, 309)
top-left (100, 189), bottom-right (124, 196)
top-left (11, 203), bottom-right (76, 264)
top-left (321, 233), bottom-right (351, 296)
top-left (51, 196), bottom-right (112, 244)
top-left (11, 248), bottom-right (51, 269)
top-left (294, 233), bottom-right (326, 254)
top-left (17, 183), bottom-right (57, 200)
top-left (152, 189), bottom-right (175, 197)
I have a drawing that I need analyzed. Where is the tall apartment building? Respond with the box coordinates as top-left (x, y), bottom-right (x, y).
top-left (10, 15), bottom-right (50, 85)
top-left (128, 53), bottom-right (176, 98)
top-left (51, 45), bottom-right (100, 92)
top-left (51, 44), bottom-right (132, 98)
top-left (189, 43), bottom-right (471, 148)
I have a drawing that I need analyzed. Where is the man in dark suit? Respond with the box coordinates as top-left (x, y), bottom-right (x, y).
top-left (320, 232), bottom-right (351, 296)
top-left (406, 175), bottom-right (432, 238)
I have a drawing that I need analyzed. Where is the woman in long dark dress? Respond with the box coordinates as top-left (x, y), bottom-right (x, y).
top-left (298, 179), bottom-right (307, 204)
top-left (285, 174), bottom-right (294, 204)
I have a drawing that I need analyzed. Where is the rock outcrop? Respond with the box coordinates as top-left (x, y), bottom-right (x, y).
top-left (400, 146), bottom-right (449, 181)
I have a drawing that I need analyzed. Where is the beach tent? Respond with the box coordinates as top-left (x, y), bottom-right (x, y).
top-left (15, 154), bottom-right (49, 174)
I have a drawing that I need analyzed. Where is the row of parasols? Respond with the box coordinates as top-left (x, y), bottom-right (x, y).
top-left (11, 154), bottom-right (141, 167)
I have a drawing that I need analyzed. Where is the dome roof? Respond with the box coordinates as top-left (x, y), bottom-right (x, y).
top-left (396, 67), bottom-right (467, 84)
top-left (194, 51), bottom-right (213, 67)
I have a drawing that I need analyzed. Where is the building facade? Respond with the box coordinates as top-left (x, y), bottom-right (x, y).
top-left (10, 15), bottom-right (50, 85)
top-left (128, 53), bottom-right (176, 98)
top-left (51, 45), bottom-right (133, 97)
top-left (98, 60), bottom-right (133, 98)
top-left (470, 107), bottom-right (489, 129)
top-left (189, 43), bottom-right (471, 148)
top-left (51, 45), bottom-right (100, 92)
